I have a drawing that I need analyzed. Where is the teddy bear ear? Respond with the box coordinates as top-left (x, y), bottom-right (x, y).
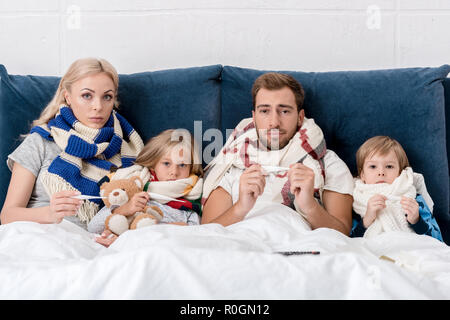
top-left (132, 176), bottom-right (143, 189)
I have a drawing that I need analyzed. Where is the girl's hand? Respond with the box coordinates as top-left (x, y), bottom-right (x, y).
top-left (49, 190), bottom-right (82, 223)
top-left (95, 229), bottom-right (118, 247)
top-left (120, 191), bottom-right (150, 216)
top-left (401, 196), bottom-right (419, 224)
top-left (363, 194), bottom-right (387, 228)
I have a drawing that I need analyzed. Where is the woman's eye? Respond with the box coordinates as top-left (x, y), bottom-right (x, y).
top-left (163, 162), bottom-right (170, 166)
top-left (386, 165), bottom-right (394, 169)
top-left (82, 93), bottom-right (91, 99)
top-left (368, 165), bottom-right (376, 169)
top-left (179, 163), bottom-right (186, 168)
top-left (104, 95), bottom-right (113, 101)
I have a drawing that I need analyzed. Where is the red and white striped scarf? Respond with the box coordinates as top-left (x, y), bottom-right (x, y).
top-left (202, 117), bottom-right (327, 212)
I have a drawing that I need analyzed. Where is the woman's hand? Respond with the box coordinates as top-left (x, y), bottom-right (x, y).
top-left (48, 190), bottom-right (82, 223)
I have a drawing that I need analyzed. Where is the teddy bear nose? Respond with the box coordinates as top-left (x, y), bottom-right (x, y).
top-left (113, 191), bottom-right (119, 196)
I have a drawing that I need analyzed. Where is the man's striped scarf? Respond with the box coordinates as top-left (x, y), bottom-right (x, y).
top-left (30, 105), bottom-right (144, 223)
top-left (202, 117), bottom-right (327, 216)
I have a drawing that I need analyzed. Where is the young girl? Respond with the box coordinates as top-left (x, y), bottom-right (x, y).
top-left (351, 136), bottom-right (442, 241)
top-left (91, 129), bottom-right (203, 245)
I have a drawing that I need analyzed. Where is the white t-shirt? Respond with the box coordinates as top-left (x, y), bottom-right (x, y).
top-left (217, 149), bottom-right (354, 205)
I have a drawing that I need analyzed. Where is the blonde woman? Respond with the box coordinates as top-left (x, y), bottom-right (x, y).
top-left (0, 58), bottom-right (144, 230)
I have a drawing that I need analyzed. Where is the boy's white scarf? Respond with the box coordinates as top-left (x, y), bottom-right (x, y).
top-left (353, 167), bottom-right (417, 238)
top-left (202, 117), bottom-right (327, 214)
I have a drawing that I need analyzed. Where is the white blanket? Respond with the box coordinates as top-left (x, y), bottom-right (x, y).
top-left (0, 203), bottom-right (449, 299)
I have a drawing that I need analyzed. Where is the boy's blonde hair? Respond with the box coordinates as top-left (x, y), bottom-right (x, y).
top-left (356, 136), bottom-right (409, 176)
top-left (135, 129), bottom-right (203, 177)
top-left (32, 57), bottom-right (119, 127)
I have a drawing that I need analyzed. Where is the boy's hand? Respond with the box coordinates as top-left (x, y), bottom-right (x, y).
top-left (363, 194), bottom-right (387, 228)
top-left (401, 196), bottom-right (419, 224)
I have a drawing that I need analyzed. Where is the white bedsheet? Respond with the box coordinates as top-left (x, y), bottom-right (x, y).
top-left (0, 202), bottom-right (449, 299)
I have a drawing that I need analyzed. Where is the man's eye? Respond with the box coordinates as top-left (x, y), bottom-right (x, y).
top-left (260, 109), bottom-right (269, 114)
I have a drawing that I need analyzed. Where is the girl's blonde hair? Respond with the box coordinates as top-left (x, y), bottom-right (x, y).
top-left (356, 135), bottom-right (410, 177)
top-left (32, 57), bottom-right (119, 127)
top-left (135, 129), bottom-right (203, 177)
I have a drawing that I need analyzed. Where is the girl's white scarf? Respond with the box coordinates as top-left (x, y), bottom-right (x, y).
top-left (111, 164), bottom-right (203, 202)
top-left (202, 117), bottom-right (327, 214)
top-left (353, 167), bottom-right (417, 238)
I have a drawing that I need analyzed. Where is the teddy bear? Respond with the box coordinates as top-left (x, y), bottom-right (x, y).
top-left (99, 175), bottom-right (164, 235)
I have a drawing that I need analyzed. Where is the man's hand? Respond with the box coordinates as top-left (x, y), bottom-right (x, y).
top-left (363, 194), bottom-right (386, 228)
top-left (288, 163), bottom-right (316, 214)
top-left (235, 164), bottom-right (266, 216)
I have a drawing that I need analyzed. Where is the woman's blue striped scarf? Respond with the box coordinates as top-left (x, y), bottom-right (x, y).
top-left (30, 105), bottom-right (144, 223)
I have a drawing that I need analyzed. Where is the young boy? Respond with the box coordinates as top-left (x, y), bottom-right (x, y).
top-left (351, 136), bottom-right (442, 241)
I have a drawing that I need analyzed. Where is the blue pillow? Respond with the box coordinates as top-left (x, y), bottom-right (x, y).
top-left (0, 64), bottom-right (222, 207)
top-left (221, 65), bottom-right (450, 230)
top-left (117, 65), bottom-right (222, 143)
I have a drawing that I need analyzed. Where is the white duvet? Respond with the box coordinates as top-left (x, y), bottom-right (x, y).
top-left (0, 201), bottom-right (449, 299)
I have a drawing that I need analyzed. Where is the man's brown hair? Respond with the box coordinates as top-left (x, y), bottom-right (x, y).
top-left (251, 72), bottom-right (305, 112)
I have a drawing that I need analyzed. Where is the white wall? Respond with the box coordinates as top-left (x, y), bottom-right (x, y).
top-left (0, 0), bottom-right (449, 76)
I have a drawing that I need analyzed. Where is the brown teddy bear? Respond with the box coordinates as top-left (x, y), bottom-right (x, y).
top-left (100, 176), bottom-right (163, 235)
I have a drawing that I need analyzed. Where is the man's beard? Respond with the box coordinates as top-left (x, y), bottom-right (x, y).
top-left (256, 128), bottom-right (288, 151)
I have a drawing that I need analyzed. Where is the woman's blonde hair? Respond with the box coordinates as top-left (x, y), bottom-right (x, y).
top-left (32, 57), bottom-right (119, 127)
top-left (135, 129), bottom-right (203, 177)
top-left (356, 135), bottom-right (410, 177)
